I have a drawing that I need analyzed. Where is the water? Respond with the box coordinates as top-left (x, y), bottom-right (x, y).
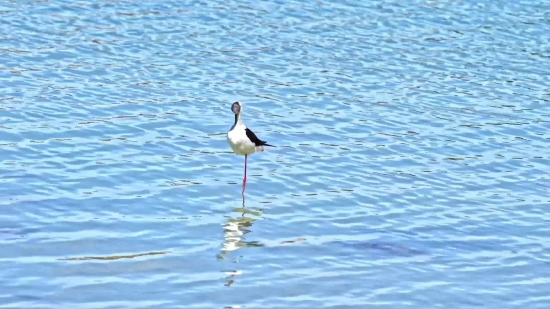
top-left (1, 0), bottom-right (549, 308)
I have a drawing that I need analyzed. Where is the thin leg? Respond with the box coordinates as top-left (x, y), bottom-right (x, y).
top-left (242, 154), bottom-right (247, 194)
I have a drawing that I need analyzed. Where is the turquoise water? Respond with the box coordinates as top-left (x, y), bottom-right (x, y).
top-left (1, 0), bottom-right (550, 308)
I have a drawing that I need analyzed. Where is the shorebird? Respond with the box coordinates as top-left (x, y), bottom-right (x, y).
top-left (227, 101), bottom-right (274, 193)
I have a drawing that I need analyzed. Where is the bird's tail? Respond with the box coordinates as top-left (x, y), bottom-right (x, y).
top-left (264, 143), bottom-right (275, 147)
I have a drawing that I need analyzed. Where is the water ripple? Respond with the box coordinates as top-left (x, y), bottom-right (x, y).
top-left (1, 0), bottom-right (550, 308)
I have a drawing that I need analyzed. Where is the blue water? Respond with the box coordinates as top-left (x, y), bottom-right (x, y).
top-left (1, 0), bottom-right (550, 308)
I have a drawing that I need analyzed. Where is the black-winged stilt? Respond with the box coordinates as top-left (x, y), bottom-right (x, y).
top-left (227, 101), bottom-right (274, 193)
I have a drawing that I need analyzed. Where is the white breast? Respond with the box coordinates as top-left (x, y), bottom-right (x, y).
top-left (227, 125), bottom-right (260, 156)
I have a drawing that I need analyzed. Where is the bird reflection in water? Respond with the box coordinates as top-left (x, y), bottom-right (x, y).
top-left (218, 195), bottom-right (263, 287)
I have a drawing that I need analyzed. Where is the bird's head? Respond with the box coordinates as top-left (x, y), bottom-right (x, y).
top-left (231, 101), bottom-right (242, 114)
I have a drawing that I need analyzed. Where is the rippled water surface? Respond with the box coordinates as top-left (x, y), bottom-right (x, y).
top-left (1, 0), bottom-right (550, 308)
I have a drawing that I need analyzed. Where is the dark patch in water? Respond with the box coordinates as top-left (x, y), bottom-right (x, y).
top-left (0, 227), bottom-right (38, 240)
top-left (336, 241), bottom-right (427, 257)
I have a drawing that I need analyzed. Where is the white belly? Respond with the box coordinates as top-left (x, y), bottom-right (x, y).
top-left (227, 128), bottom-right (262, 155)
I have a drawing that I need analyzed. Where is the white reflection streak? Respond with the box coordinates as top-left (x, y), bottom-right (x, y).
top-left (221, 219), bottom-right (245, 253)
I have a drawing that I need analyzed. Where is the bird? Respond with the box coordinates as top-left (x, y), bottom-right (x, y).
top-left (227, 101), bottom-right (274, 193)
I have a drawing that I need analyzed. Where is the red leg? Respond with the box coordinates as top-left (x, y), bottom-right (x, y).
top-left (242, 154), bottom-right (247, 193)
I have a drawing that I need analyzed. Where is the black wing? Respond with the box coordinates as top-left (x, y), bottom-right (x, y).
top-left (245, 128), bottom-right (274, 147)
